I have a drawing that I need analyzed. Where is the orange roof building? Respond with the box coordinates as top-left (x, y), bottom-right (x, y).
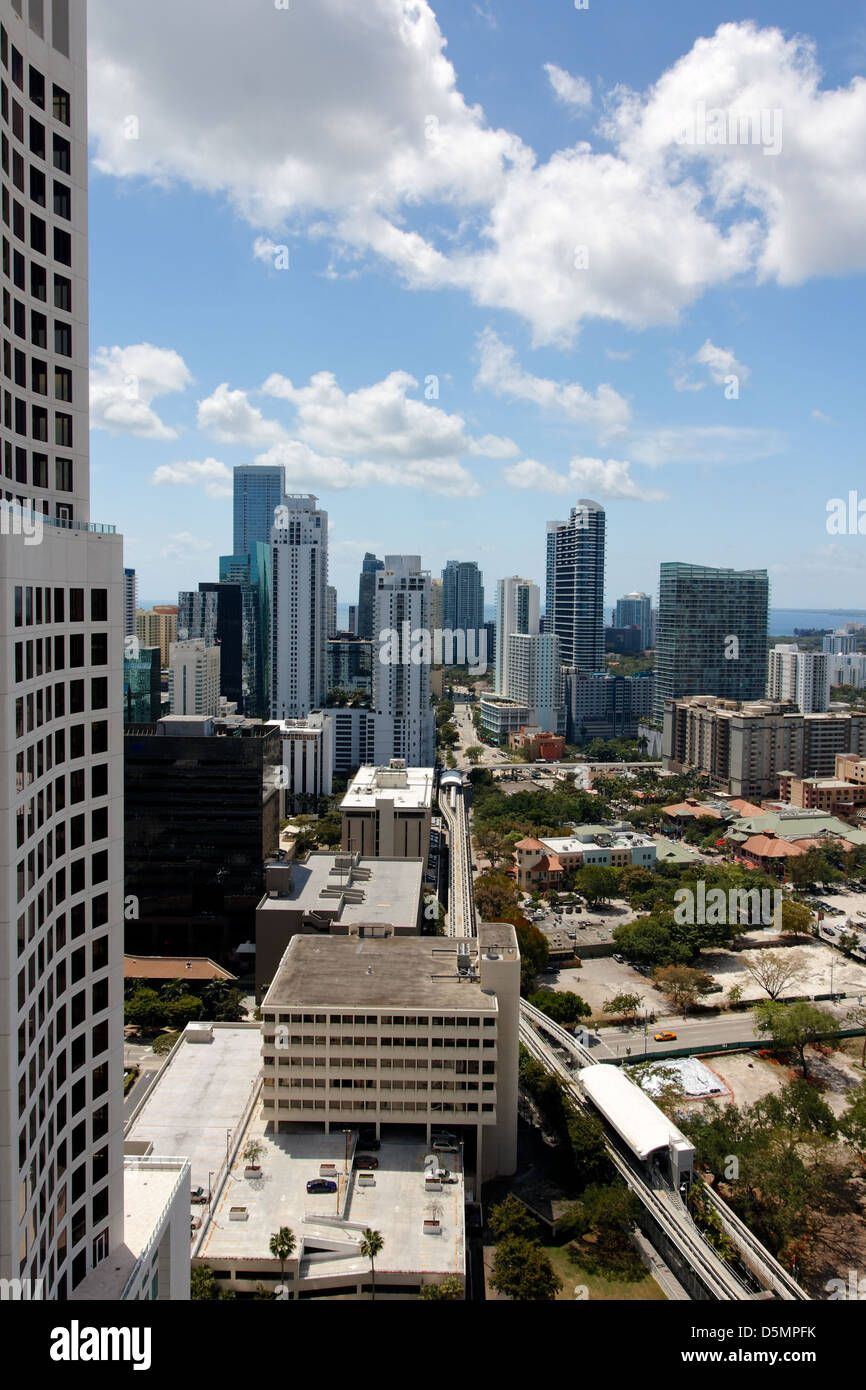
top-left (124, 955), bottom-right (237, 983)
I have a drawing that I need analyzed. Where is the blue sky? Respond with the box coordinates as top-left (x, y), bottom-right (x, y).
top-left (86, 0), bottom-right (866, 611)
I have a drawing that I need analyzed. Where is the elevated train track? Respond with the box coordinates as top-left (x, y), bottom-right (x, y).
top-left (519, 1001), bottom-right (809, 1302)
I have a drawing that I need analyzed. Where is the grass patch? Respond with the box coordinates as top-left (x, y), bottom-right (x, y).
top-left (123, 1066), bottom-right (139, 1096)
top-left (543, 1242), bottom-right (667, 1301)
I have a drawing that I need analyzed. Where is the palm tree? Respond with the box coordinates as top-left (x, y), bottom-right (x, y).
top-left (269, 1226), bottom-right (296, 1295)
top-left (360, 1227), bottom-right (384, 1300)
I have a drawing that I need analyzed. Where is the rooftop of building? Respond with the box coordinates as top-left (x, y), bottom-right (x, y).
top-left (262, 926), bottom-right (517, 1011)
top-left (70, 1159), bottom-right (189, 1302)
top-left (341, 762), bottom-right (434, 812)
top-left (730, 809), bottom-right (866, 844)
top-left (124, 955), bottom-right (237, 982)
top-left (541, 828), bottom-right (656, 852)
top-left (199, 1129), bottom-right (464, 1282)
top-left (125, 1026), bottom-right (264, 1195)
top-left (258, 853), bottom-right (424, 926)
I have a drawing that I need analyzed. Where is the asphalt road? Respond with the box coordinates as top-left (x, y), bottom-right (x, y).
top-left (590, 1001), bottom-right (853, 1059)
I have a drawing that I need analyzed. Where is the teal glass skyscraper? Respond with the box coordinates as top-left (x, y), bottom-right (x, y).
top-left (654, 562), bottom-right (769, 720)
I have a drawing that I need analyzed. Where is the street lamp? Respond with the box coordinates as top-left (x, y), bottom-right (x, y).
top-left (208, 1170), bottom-right (214, 1205)
top-left (342, 1128), bottom-right (352, 1174)
top-left (225, 1129), bottom-right (232, 1168)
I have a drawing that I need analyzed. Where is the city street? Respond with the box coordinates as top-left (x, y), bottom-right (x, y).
top-left (590, 1000), bottom-right (856, 1059)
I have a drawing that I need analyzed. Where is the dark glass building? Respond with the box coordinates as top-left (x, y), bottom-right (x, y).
top-left (124, 716), bottom-right (281, 958)
top-left (123, 644), bottom-right (161, 724)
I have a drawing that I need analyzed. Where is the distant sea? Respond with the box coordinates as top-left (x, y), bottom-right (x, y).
top-left (767, 609), bottom-right (866, 635)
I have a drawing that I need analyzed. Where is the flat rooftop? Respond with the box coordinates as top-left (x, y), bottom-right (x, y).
top-left (258, 854), bottom-right (424, 926)
top-left (126, 1026), bottom-right (263, 1193)
top-left (70, 1161), bottom-right (188, 1301)
top-left (341, 764), bottom-right (434, 812)
top-left (263, 934), bottom-right (501, 1011)
top-left (543, 832), bottom-right (655, 852)
top-left (200, 1128), bottom-right (464, 1281)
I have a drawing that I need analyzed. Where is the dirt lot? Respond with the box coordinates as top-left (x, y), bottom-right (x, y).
top-left (699, 938), bottom-right (866, 1003)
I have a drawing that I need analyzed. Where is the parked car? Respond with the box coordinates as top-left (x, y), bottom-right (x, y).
top-left (612, 953), bottom-right (624, 963)
top-left (190, 1186), bottom-right (208, 1205)
top-left (355, 1156), bottom-right (379, 1170)
top-left (358, 1136), bottom-right (380, 1151)
top-left (433, 1140), bottom-right (459, 1153)
top-left (307, 1179), bottom-right (337, 1194)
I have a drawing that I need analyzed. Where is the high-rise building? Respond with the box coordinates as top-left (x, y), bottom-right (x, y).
top-left (233, 464), bottom-right (284, 554)
top-left (372, 556), bottom-right (435, 766)
top-left (271, 494), bottom-right (328, 719)
top-left (615, 591), bottom-right (652, 649)
top-left (123, 567), bottom-right (137, 639)
top-left (168, 639), bottom-right (221, 716)
top-left (326, 635), bottom-right (373, 696)
top-left (826, 652), bottom-right (866, 689)
top-left (123, 645), bottom-right (162, 725)
top-left (125, 716), bottom-right (280, 957)
top-left (545, 500), bottom-right (606, 671)
top-left (326, 584), bottom-right (337, 639)
top-left (0, 0), bottom-right (189, 1302)
top-left (767, 645), bottom-right (830, 714)
top-left (219, 542), bottom-right (272, 719)
top-left (429, 577), bottom-right (443, 638)
top-left (654, 562), bottom-right (769, 721)
top-left (347, 603), bottom-right (358, 636)
top-left (441, 560), bottom-right (484, 665)
top-left (823, 632), bottom-right (858, 655)
top-left (177, 583), bottom-right (243, 710)
top-left (506, 632), bottom-right (565, 733)
top-left (495, 576), bottom-right (540, 695)
top-left (563, 669), bottom-right (655, 741)
top-left (135, 604), bottom-right (177, 667)
top-left (357, 551), bottom-right (384, 640)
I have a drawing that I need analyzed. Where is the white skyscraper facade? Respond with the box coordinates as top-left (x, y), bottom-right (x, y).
top-left (372, 555), bottom-right (435, 766)
top-left (767, 644), bottom-right (831, 714)
top-left (0, 0), bottom-right (127, 1298)
top-left (168, 639), bottom-right (221, 717)
top-left (270, 494), bottom-right (328, 720)
top-left (506, 632), bottom-right (565, 734)
top-left (495, 576), bottom-right (540, 696)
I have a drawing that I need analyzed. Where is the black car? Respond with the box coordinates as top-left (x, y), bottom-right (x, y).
top-left (358, 1136), bottom-right (380, 1151)
top-left (306, 1179), bottom-right (337, 1194)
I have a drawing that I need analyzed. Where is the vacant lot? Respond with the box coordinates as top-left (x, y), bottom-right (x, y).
top-left (698, 939), bottom-right (866, 1003)
top-left (545, 954), bottom-right (669, 1016)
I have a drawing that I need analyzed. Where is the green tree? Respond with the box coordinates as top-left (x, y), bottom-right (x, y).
top-left (527, 990), bottom-right (591, 1026)
top-left (490, 1237), bottom-right (562, 1301)
top-left (190, 1265), bottom-right (235, 1300)
top-left (269, 1226), bottom-right (296, 1289)
top-left (419, 1276), bottom-right (464, 1300)
top-left (557, 1182), bottom-right (640, 1274)
top-left (565, 1107), bottom-right (612, 1187)
top-left (488, 1195), bottom-right (539, 1244)
top-left (602, 992), bottom-right (643, 1019)
top-left (360, 1227), bottom-right (384, 1300)
top-left (652, 964), bottom-right (715, 1014)
top-left (754, 1000), bottom-right (840, 1077)
top-left (163, 993), bottom-right (205, 1029)
top-left (124, 988), bottom-right (165, 1030)
top-left (578, 864), bottom-right (618, 906)
top-left (779, 899), bottom-right (813, 938)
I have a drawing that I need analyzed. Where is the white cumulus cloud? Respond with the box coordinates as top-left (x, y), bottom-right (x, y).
top-left (475, 328), bottom-right (631, 440)
top-left (151, 458), bottom-right (232, 498)
top-left (503, 455), bottom-right (666, 501)
top-left (90, 343), bottom-right (192, 439)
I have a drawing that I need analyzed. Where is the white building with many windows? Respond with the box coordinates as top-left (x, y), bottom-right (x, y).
top-left (271, 494), bottom-right (328, 720)
top-left (0, 0), bottom-right (188, 1300)
top-left (168, 638), bottom-right (221, 717)
top-left (371, 555), bottom-right (435, 767)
